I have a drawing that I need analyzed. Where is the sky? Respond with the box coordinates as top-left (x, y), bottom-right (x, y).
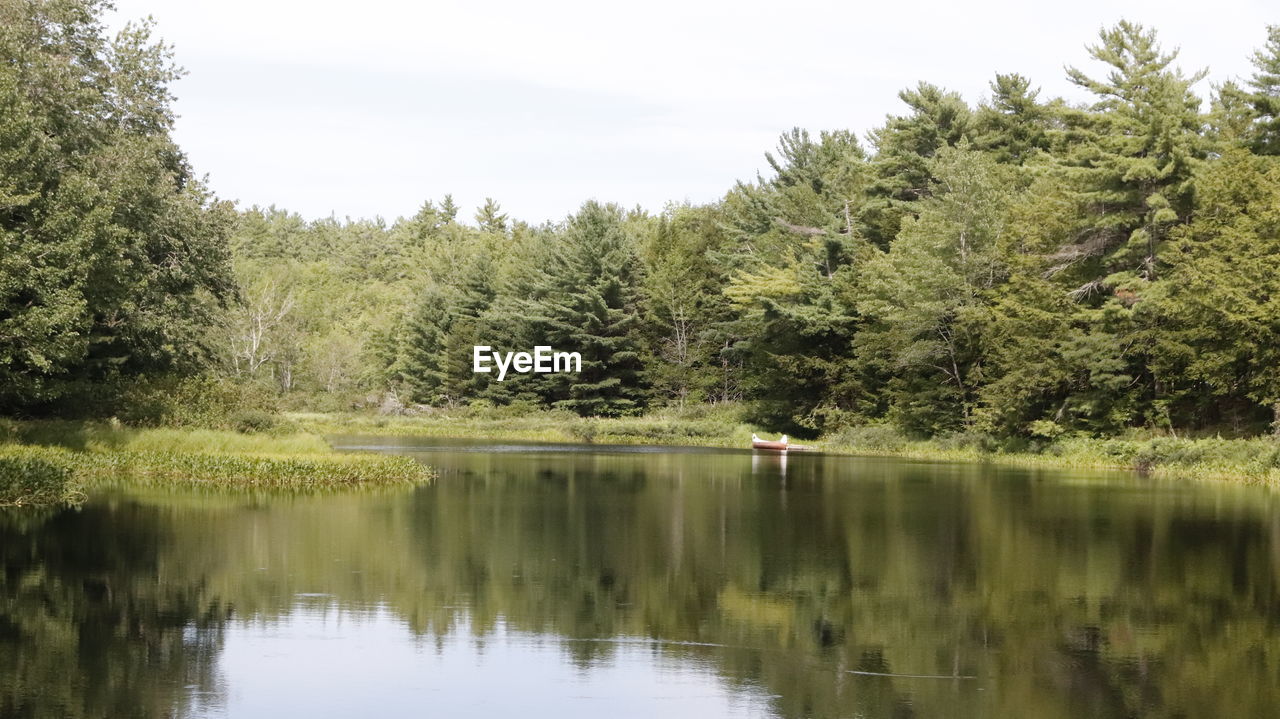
top-left (107, 0), bottom-right (1275, 225)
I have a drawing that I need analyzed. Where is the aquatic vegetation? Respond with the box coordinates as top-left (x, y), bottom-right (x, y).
top-left (10, 420), bottom-right (332, 454)
top-left (0, 422), bottom-right (433, 500)
top-left (79, 451), bottom-right (432, 491)
top-left (0, 446), bottom-right (84, 506)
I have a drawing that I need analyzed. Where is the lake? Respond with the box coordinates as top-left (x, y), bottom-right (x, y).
top-left (2, 437), bottom-right (1278, 717)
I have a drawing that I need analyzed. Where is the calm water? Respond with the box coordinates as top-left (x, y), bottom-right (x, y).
top-left (3, 438), bottom-right (1279, 718)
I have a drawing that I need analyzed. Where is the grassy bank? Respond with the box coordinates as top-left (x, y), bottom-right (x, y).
top-left (291, 404), bottom-right (757, 447)
top-left (823, 430), bottom-right (1280, 485)
top-left (0, 421), bottom-right (434, 504)
top-left (293, 406), bottom-right (1280, 485)
top-left (0, 446), bottom-right (86, 507)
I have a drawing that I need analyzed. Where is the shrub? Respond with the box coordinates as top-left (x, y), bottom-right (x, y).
top-left (569, 419), bottom-right (600, 443)
top-left (0, 418), bottom-right (19, 444)
top-left (934, 431), bottom-right (1000, 454)
top-left (830, 424), bottom-right (908, 452)
top-left (1027, 420), bottom-right (1066, 440)
top-left (231, 409), bottom-right (279, 434)
top-left (117, 375), bottom-right (280, 429)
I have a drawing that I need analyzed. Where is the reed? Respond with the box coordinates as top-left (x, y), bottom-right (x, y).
top-left (79, 451), bottom-right (432, 491)
top-left (0, 446), bottom-right (85, 506)
top-left (0, 421), bottom-right (434, 501)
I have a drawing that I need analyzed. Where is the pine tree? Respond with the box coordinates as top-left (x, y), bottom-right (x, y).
top-left (640, 205), bottom-right (733, 405)
top-left (861, 83), bottom-right (972, 247)
top-left (1059, 21), bottom-right (1206, 287)
top-left (397, 286), bottom-right (452, 404)
top-left (395, 232), bottom-right (500, 405)
top-left (1247, 25), bottom-right (1280, 155)
top-left (856, 148), bottom-right (1016, 434)
top-left (517, 202), bottom-right (648, 416)
top-left (439, 194), bottom-right (460, 223)
top-left (972, 74), bottom-right (1054, 164)
top-left (1206, 81), bottom-right (1257, 151)
top-left (1041, 22), bottom-right (1210, 432)
top-left (720, 130), bottom-right (869, 434)
top-left (474, 198), bottom-right (508, 234)
top-left (1149, 150), bottom-right (1280, 432)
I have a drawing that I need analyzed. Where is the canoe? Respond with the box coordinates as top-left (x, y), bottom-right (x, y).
top-left (751, 434), bottom-right (789, 451)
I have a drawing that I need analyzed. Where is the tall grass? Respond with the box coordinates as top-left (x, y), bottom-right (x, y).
top-left (8, 420), bottom-right (332, 454)
top-left (0, 446), bottom-right (84, 506)
top-left (824, 425), bottom-right (1280, 484)
top-left (81, 451), bottom-right (431, 491)
top-left (0, 420), bottom-right (433, 501)
top-left (293, 403), bottom-right (755, 448)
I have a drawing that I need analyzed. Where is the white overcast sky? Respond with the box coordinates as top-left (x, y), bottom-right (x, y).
top-left (108, 0), bottom-right (1274, 225)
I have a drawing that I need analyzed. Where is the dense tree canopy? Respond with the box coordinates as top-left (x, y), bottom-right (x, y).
top-left (5, 4), bottom-right (1280, 440)
top-left (0, 0), bottom-right (234, 413)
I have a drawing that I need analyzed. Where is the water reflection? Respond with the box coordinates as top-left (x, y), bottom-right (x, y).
top-left (2, 438), bottom-right (1279, 717)
top-left (216, 605), bottom-right (779, 718)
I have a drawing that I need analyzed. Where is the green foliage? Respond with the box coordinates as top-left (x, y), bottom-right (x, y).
top-left (1059, 20), bottom-right (1206, 285)
top-left (829, 424), bottom-right (909, 452)
top-left (1247, 25), bottom-right (1280, 155)
top-left (292, 404), bottom-right (753, 448)
top-left (80, 451), bottom-right (431, 491)
top-left (1149, 150), bottom-right (1280, 430)
top-left (0, 0), bottom-right (234, 412)
top-left (640, 204), bottom-right (736, 405)
top-left (7, 420), bottom-right (330, 454)
top-left (0, 446), bottom-right (82, 506)
top-left (856, 148), bottom-right (1017, 434)
top-left (972, 74), bottom-right (1055, 164)
top-left (115, 375), bottom-right (284, 431)
top-left (1, 420), bottom-right (429, 493)
top-left (11, 12), bottom-right (1280, 449)
top-left (861, 83), bottom-right (972, 246)
top-left (485, 201), bottom-right (649, 416)
top-left (720, 129), bottom-right (868, 435)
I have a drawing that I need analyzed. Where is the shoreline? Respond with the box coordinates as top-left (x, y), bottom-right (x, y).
top-left (6, 413), bottom-right (1279, 506)
top-left (291, 411), bottom-right (1280, 486)
top-left (1, 423), bottom-right (434, 505)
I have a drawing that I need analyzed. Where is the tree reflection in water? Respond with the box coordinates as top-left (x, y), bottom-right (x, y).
top-left (2, 441), bottom-right (1278, 717)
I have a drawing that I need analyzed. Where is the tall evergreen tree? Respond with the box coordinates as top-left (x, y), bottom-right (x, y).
top-left (972, 74), bottom-right (1054, 164)
top-left (1149, 150), bottom-right (1280, 432)
top-left (861, 83), bottom-right (972, 247)
top-left (856, 148), bottom-right (1017, 434)
top-left (474, 198), bottom-right (509, 234)
top-left (1058, 21), bottom-right (1206, 286)
top-left (640, 205), bottom-right (734, 405)
top-left (1039, 22), bottom-right (1210, 431)
top-left (503, 201), bottom-right (648, 416)
top-left (721, 130), bottom-right (870, 434)
top-left (1247, 25), bottom-right (1280, 155)
top-left (1206, 80), bottom-right (1257, 151)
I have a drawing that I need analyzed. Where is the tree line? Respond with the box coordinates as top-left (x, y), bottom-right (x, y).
top-left (5, 0), bottom-right (1280, 440)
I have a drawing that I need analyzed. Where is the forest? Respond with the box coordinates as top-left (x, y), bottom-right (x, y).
top-left (5, 0), bottom-right (1280, 443)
